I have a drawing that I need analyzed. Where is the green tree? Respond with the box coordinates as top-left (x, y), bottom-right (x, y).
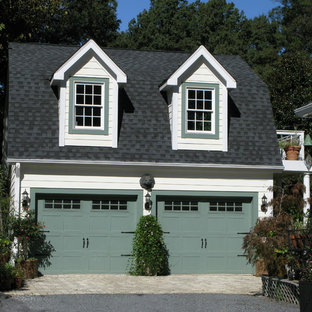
top-left (268, 51), bottom-right (312, 131)
top-left (130, 215), bottom-right (169, 276)
top-left (272, 0), bottom-right (312, 54)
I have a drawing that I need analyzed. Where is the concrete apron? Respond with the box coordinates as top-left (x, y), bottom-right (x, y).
top-left (6, 274), bottom-right (262, 296)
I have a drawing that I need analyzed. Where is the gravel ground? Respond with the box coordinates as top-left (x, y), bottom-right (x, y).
top-left (0, 293), bottom-right (299, 312)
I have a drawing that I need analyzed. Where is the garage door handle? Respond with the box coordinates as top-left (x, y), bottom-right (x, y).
top-left (86, 238), bottom-right (89, 248)
top-left (205, 238), bottom-right (207, 248)
top-left (201, 238), bottom-right (203, 248)
top-left (83, 238), bottom-right (85, 248)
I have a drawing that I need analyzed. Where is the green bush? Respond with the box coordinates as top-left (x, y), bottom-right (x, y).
top-left (129, 215), bottom-right (170, 276)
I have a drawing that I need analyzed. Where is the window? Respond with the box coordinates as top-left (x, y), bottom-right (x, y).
top-left (182, 82), bottom-right (219, 139)
top-left (187, 88), bottom-right (214, 132)
top-left (164, 200), bottom-right (198, 211)
top-left (209, 201), bottom-right (242, 212)
top-left (75, 83), bottom-right (103, 128)
top-left (45, 199), bottom-right (80, 209)
top-left (92, 200), bottom-right (127, 210)
top-left (69, 77), bottom-right (109, 134)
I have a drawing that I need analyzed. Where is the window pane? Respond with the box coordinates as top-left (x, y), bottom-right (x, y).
top-left (93, 107), bottom-right (101, 116)
top-left (188, 111), bottom-right (195, 120)
top-left (76, 84), bottom-right (84, 94)
top-left (85, 107), bottom-right (92, 116)
top-left (85, 85), bottom-right (93, 94)
top-left (203, 122), bottom-right (211, 131)
top-left (197, 100), bottom-right (203, 109)
top-left (76, 95), bottom-right (84, 104)
top-left (76, 117), bottom-right (83, 126)
top-left (204, 91), bottom-right (212, 100)
top-left (196, 112), bottom-right (203, 120)
top-left (196, 122), bottom-right (202, 131)
top-left (188, 100), bottom-right (195, 109)
top-left (197, 90), bottom-right (203, 99)
top-left (85, 95), bottom-right (92, 104)
top-left (188, 121), bottom-right (195, 130)
top-left (85, 117), bottom-right (91, 126)
top-left (204, 112), bottom-right (211, 121)
top-left (188, 90), bottom-right (195, 99)
top-left (93, 118), bottom-right (101, 127)
top-left (94, 85), bottom-right (101, 94)
top-left (94, 95), bottom-right (101, 105)
top-left (204, 101), bottom-right (212, 110)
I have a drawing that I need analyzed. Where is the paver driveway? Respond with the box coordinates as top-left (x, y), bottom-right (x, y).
top-left (6, 274), bottom-right (262, 296)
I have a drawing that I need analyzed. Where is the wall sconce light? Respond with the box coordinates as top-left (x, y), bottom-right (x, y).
top-left (261, 194), bottom-right (268, 213)
top-left (145, 192), bottom-right (152, 210)
top-left (22, 190), bottom-right (30, 208)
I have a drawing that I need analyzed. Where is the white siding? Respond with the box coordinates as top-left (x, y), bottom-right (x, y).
top-left (64, 56), bottom-right (115, 147)
top-left (21, 163), bottom-right (273, 218)
top-left (177, 62), bottom-right (226, 151)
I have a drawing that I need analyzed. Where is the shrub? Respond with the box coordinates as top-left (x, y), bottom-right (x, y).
top-left (129, 215), bottom-right (170, 276)
top-left (243, 214), bottom-right (293, 276)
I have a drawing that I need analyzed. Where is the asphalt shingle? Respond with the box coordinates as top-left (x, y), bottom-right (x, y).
top-left (7, 42), bottom-right (282, 167)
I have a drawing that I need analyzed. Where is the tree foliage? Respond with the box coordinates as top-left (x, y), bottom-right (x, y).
top-left (268, 51), bottom-right (312, 130)
top-left (130, 215), bottom-right (169, 276)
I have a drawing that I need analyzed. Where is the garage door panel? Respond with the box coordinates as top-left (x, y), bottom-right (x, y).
top-left (37, 194), bottom-right (140, 274)
top-left (158, 197), bottom-right (254, 274)
top-left (88, 255), bottom-right (110, 272)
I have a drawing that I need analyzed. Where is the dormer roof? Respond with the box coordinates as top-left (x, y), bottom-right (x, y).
top-left (160, 45), bottom-right (236, 91)
top-left (51, 39), bottom-right (127, 85)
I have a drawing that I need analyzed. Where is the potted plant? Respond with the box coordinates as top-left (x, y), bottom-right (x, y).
top-left (0, 262), bottom-right (15, 290)
top-left (0, 236), bottom-right (11, 264)
top-left (13, 266), bottom-right (25, 289)
top-left (279, 136), bottom-right (301, 160)
top-left (299, 262), bottom-right (312, 312)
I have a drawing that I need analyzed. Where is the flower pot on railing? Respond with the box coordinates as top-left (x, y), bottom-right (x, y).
top-left (285, 146), bottom-right (301, 160)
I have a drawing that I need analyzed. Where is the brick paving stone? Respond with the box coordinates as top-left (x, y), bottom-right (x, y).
top-left (5, 274), bottom-right (262, 296)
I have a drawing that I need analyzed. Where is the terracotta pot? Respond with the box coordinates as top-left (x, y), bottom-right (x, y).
top-left (285, 146), bottom-right (301, 160)
top-left (22, 259), bottom-right (38, 279)
top-left (256, 259), bottom-right (268, 277)
top-left (15, 276), bottom-right (23, 289)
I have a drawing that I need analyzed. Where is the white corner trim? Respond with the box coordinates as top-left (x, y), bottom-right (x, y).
top-left (223, 88), bottom-right (228, 152)
top-left (14, 163), bottom-right (21, 215)
top-left (7, 158), bottom-right (284, 171)
top-left (172, 91), bottom-right (178, 150)
top-left (51, 39), bottom-right (127, 84)
top-left (59, 86), bottom-right (65, 147)
top-left (112, 81), bottom-right (118, 148)
top-left (159, 45), bottom-right (237, 90)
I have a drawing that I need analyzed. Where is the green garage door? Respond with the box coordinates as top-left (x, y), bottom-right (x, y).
top-left (157, 196), bottom-right (255, 274)
top-left (37, 194), bottom-right (140, 274)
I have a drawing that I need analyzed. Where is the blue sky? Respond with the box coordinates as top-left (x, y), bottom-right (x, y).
top-left (117, 0), bottom-right (278, 32)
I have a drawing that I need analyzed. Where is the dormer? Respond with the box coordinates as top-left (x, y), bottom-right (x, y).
top-left (160, 46), bottom-right (236, 151)
top-left (51, 39), bottom-right (127, 148)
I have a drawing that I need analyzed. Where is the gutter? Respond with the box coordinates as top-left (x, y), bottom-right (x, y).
top-left (7, 158), bottom-right (284, 171)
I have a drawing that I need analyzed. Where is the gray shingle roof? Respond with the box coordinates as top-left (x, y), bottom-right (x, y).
top-left (7, 42), bottom-right (282, 167)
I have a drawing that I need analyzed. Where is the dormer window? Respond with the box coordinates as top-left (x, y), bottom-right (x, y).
top-left (182, 82), bottom-right (219, 139)
top-left (75, 82), bottom-right (103, 128)
top-left (186, 88), bottom-right (214, 132)
top-left (69, 77), bottom-right (109, 135)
